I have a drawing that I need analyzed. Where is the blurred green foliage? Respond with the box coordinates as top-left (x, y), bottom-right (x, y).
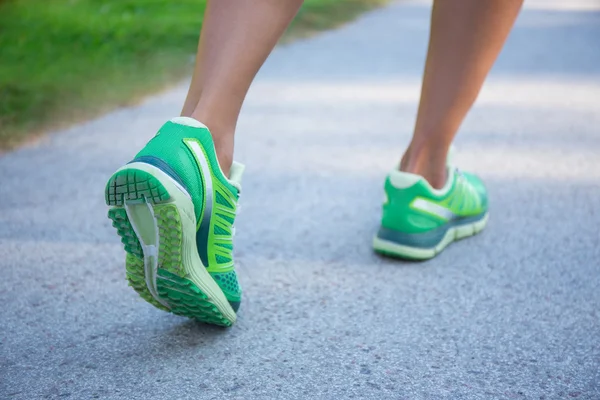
top-left (0, 0), bottom-right (386, 147)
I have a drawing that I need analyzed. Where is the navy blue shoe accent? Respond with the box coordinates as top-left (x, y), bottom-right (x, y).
top-left (376, 213), bottom-right (487, 249)
top-left (130, 155), bottom-right (190, 194)
top-left (228, 301), bottom-right (241, 312)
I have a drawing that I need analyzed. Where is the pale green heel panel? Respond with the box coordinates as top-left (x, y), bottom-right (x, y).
top-left (105, 168), bottom-right (170, 206)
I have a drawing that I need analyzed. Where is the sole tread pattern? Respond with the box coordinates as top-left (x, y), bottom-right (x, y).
top-left (158, 269), bottom-right (231, 327)
top-left (106, 168), bottom-right (170, 206)
top-left (108, 208), bottom-right (143, 258)
top-left (106, 167), bottom-right (232, 326)
top-left (125, 253), bottom-right (170, 311)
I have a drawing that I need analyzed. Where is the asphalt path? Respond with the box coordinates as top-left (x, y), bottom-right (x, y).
top-left (1, 1), bottom-right (599, 398)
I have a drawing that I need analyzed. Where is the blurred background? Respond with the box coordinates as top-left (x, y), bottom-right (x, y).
top-left (0, 0), bottom-right (386, 148)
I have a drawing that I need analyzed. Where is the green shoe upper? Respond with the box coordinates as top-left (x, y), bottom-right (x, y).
top-left (132, 117), bottom-right (243, 310)
top-left (381, 167), bottom-right (488, 235)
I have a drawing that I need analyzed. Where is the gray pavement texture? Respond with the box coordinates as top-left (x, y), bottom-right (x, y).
top-left (1, 1), bottom-right (600, 399)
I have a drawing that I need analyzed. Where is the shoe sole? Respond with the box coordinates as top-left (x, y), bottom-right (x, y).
top-left (373, 212), bottom-right (489, 261)
top-left (105, 162), bottom-right (236, 326)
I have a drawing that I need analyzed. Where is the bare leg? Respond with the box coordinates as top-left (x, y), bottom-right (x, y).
top-left (401, 0), bottom-right (523, 188)
top-left (181, 0), bottom-right (303, 175)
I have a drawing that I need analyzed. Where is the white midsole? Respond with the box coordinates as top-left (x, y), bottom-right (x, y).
top-left (373, 213), bottom-right (489, 260)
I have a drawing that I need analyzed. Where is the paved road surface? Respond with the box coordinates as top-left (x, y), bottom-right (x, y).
top-left (2, 1), bottom-right (599, 399)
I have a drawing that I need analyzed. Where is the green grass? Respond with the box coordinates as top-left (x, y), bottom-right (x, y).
top-left (0, 0), bottom-right (387, 149)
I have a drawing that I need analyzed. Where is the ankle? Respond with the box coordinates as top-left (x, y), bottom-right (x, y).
top-left (215, 149), bottom-right (233, 177)
top-left (212, 135), bottom-right (234, 177)
top-left (189, 113), bottom-right (235, 177)
top-left (400, 144), bottom-right (449, 190)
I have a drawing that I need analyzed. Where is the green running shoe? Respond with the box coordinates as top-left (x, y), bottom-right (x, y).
top-left (373, 166), bottom-right (489, 260)
top-left (105, 117), bottom-right (243, 326)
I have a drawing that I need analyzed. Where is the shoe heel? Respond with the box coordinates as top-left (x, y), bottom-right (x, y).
top-left (105, 165), bottom-right (236, 326)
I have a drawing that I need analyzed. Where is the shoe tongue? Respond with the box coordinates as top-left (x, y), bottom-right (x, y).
top-left (228, 162), bottom-right (245, 191)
